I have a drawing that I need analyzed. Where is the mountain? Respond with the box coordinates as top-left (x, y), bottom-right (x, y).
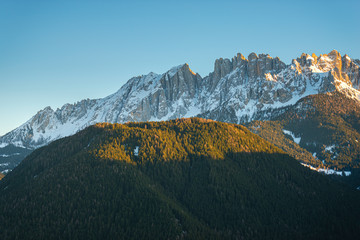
top-left (1, 50), bottom-right (360, 173)
top-left (1, 118), bottom-right (359, 239)
top-left (200, 50), bottom-right (360, 122)
top-left (0, 145), bottom-right (33, 174)
top-left (248, 92), bottom-right (360, 169)
top-left (246, 91), bottom-right (360, 187)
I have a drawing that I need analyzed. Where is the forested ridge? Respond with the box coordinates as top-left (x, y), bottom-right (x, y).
top-left (248, 92), bottom-right (360, 170)
top-left (246, 92), bottom-right (360, 188)
top-left (0, 118), bottom-right (359, 239)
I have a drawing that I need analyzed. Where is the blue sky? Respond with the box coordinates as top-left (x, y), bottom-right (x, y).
top-left (1, 0), bottom-right (359, 136)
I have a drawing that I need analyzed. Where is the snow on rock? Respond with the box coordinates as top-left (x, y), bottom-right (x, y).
top-left (0, 143), bottom-right (8, 148)
top-left (301, 163), bottom-right (351, 176)
top-left (324, 145), bottom-right (339, 159)
top-left (167, 64), bottom-right (187, 78)
top-left (283, 130), bottom-right (301, 144)
top-left (1, 169), bottom-right (10, 174)
top-left (0, 153), bottom-right (20, 158)
top-left (134, 146), bottom-right (139, 156)
top-left (325, 145), bottom-right (335, 152)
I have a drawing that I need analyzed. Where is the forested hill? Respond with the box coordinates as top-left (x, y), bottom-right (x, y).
top-left (0, 118), bottom-right (359, 239)
top-left (248, 92), bottom-right (360, 170)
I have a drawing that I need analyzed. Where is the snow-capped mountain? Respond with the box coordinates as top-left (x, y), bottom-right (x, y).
top-left (1, 50), bottom-right (359, 173)
top-left (200, 50), bottom-right (360, 122)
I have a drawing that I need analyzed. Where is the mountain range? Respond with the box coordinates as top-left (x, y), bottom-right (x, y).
top-left (1, 50), bottom-right (360, 174)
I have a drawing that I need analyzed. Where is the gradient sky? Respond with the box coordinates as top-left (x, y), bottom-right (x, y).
top-left (1, 0), bottom-right (359, 136)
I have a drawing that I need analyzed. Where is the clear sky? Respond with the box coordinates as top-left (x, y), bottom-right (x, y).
top-left (1, 0), bottom-right (359, 136)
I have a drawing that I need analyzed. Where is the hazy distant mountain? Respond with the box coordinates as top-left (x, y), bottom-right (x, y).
top-left (1, 50), bottom-right (360, 173)
top-left (1, 119), bottom-right (359, 239)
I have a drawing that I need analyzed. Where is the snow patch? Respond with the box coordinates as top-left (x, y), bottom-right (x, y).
top-left (306, 55), bottom-right (314, 61)
top-left (134, 146), bottom-right (139, 156)
top-left (265, 73), bottom-right (276, 82)
top-left (0, 143), bottom-right (9, 148)
top-left (301, 163), bottom-right (351, 176)
top-left (334, 79), bottom-right (360, 100)
top-left (0, 153), bottom-right (20, 158)
top-left (309, 65), bottom-right (324, 73)
top-left (1, 169), bottom-right (10, 174)
top-left (183, 104), bottom-right (202, 118)
top-left (282, 130), bottom-right (301, 144)
top-left (325, 145), bottom-right (335, 152)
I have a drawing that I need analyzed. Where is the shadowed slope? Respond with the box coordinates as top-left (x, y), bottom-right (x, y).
top-left (0, 118), bottom-right (359, 239)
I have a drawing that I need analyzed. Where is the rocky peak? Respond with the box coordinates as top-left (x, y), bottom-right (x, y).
top-left (183, 63), bottom-right (198, 76)
top-left (297, 53), bottom-right (318, 67)
top-left (291, 59), bottom-right (303, 73)
top-left (287, 50), bottom-right (360, 96)
top-left (259, 54), bottom-right (276, 72)
top-left (231, 53), bottom-right (247, 69)
top-left (31, 107), bottom-right (54, 126)
top-left (340, 55), bottom-right (360, 88)
top-left (163, 63), bottom-right (200, 86)
top-left (247, 52), bottom-right (285, 78)
top-left (311, 53), bottom-right (318, 64)
top-left (327, 50), bottom-right (342, 70)
top-left (211, 52), bottom-right (286, 83)
top-left (157, 63), bottom-right (202, 109)
top-left (248, 52), bottom-right (258, 61)
top-left (342, 54), bottom-right (352, 68)
top-left (328, 49), bottom-right (341, 59)
top-left (293, 51), bottom-right (359, 86)
top-left (214, 58), bottom-right (233, 81)
top-left (247, 53), bottom-right (260, 79)
top-left (209, 53), bottom-right (246, 91)
top-left (312, 50), bottom-right (342, 72)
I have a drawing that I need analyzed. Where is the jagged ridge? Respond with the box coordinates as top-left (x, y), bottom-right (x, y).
top-left (0, 50), bottom-right (359, 158)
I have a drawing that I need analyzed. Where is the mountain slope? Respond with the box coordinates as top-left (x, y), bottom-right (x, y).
top-left (246, 91), bottom-right (360, 187)
top-left (246, 120), bottom-right (321, 167)
top-left (248, 92), bottom-right (360, 169)
top-left (1, 118), bottom-right (359, 239)
top-left (1, 50), bottom-right (360, 173)
top-left (0, 145), bottom-right (33, 174)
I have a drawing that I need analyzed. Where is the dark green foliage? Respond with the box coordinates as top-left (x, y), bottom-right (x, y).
top-left (0, 144), bottom-right (32, 173)
top-left (248, 92), bottom-right (360, 170)
top-left (0, 118), bottom-right (359, 239)
top-left (281, 93), bottom-right (360, 169)
top-left (246, 120), bottom-right (321, 167)
top-left (328, 168), bottom-right (360, 189)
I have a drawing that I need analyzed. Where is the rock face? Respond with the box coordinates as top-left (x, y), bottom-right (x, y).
top-left (0, 50), bottom-right (360, 173)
